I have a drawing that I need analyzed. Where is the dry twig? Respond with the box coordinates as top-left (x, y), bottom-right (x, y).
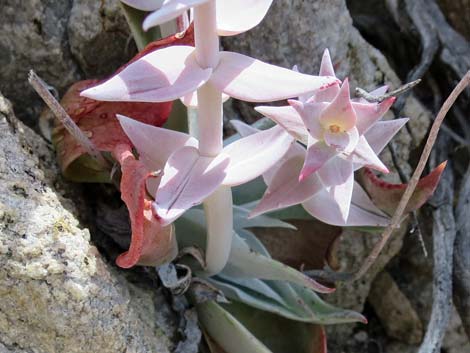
top-left (351, 71), bottom-right (470, 281)
top-left (308, 71), bottom-right (470, 283)
top-left (28, 70), bottom-right (110, 170)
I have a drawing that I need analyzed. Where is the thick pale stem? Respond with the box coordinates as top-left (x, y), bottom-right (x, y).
top-left (203, 186), bottom-right (234, 275)
top-left (194, 1), bottom-right (219, 69)
top-left (193, 0), bottom-right (233, 274)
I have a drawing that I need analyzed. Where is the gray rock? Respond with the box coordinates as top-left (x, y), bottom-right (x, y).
top-left (0, 93), bottom-right (172, 353)
top-left (68, 0), bottom-right (136, 78)
top-left (368, 271), bottom-right (423, 344)
top-left (0, 0), bottom-right (134, 127)
top-left (0, 0), bottom-right (81, 126)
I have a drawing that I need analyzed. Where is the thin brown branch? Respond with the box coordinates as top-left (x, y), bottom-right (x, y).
top-left (351, 70), bottom-right (470, 281)
top-left (28, 70), bottom-right (110, 170)
top-left (355, 79), bottom-right (422, 103)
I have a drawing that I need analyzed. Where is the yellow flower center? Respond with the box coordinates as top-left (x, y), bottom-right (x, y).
top-left (329, 124), bottom-right (341, 133)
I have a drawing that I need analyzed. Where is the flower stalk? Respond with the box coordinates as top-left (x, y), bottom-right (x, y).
top-left (194, 0), bottom-right (233, 274)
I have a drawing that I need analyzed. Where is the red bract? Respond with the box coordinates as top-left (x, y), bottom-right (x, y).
top-left (358, 161), bottom-right (447, 215)
top-left (112, 144), bottom-right (177, 268)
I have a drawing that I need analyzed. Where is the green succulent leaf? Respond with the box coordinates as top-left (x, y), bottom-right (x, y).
top-left (208, 230), bottom-right (366, 325)
top-left (223, 232), bottom-right (333, 293)
top-left (221, 301), bottom-right (327, 353)
top-left (197, 301), bottom-right (272, 353)
top-left (234, 205), bottom-right (297, 231)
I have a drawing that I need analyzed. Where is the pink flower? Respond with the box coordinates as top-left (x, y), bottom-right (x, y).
top-left (239, 49), bottom-right (408, 226)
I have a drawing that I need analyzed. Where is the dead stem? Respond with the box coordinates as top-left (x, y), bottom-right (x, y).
top-left (351, 70), bottom-right (470, 281)
top-left (355, 79), bottom-right (421, 103)
top-left (308, 71), bottom-right (470, 283)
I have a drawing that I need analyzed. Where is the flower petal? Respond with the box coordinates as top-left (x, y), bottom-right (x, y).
top-left (330, 171), bottom-right (354, 221)
top-left (364, 118), bottom-right (409, 154)
top-left (255, 105), bottom-right (309, 143)
top-left (319, 49), bottom-right (335, 77)
top-left (312, 49), bottom-right (340, 102)
top-left (351, 136), bottom-right (389, 173)
top-left (250, 155), bottom-right (324, 218)
top-left (118, 115), bottom-right (197, 171)
top-left (317, 156), bottom-right (354, 188)
top-left (299, 140), bottom-right (338, 181)
top-left (288, 99), bottom-right (326, 141)
top-left (154, 146), bottom-right (230, 225)
top-left (352, 97), bottom-right (395, 135)
top-left (142, 0), bottom-right (209, 30)
top-left (302, 182), bottom-right (389, 227)
top-left (216, 0), bottom-right (273, 36)
top-left (324, 130), bottom-right (351, 151)
top-left (210, 51), bottom-right (339, 102)
top-left (222, 126), bottom-right (294, 186)
top-left (121, 0), bottom-right (164, 11)
top-left (319, 78), bottom-right (356, 131)
top-left (81, 46), bottom-right (212, 103)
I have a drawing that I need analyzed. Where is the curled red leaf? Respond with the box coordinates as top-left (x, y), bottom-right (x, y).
top-left (358, 161), bottom-right (447, 215)
top-left (112, 144), bottom-right (177, 268)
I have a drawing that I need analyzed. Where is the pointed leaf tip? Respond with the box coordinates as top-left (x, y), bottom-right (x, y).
top-left (211, 51), bottom-right (338, 102)
top-left (358, 162), bottom-right (447, 215)
top-left (81, 46), bottom-right (212, 103)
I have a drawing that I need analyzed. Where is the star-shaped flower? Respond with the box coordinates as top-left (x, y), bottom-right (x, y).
top-left (242, 50), bottom-right (408, 225)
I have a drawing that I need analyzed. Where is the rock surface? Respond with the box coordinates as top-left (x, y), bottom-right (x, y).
top-left (0, 0), bottom-right (134, 127)
top-left (68, 0), bottom-right (136, 78)
top-left (0, 94), bottom-right (172, 353)
top-left (368, 271), bottom-right (423, 344)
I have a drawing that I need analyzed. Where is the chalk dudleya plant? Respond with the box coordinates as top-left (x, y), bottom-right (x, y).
top-left (33, 1), bottom-right (445, 352)
top-left (81, 0), bottom-right (338, 275)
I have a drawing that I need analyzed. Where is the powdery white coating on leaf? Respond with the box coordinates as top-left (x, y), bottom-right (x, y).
top-left (353, 97), bottom-right (396, 135)
top-left (352, 136), bottom-right (389, 173)
top-left (255, 105), bottom-right (309, 143)
top-left (154, 146), bottom-right (230, 225)
top-left (118, 115), bottom-right (197, 172)
top-left (81, 46), bottom-right (212, 103)
top-left (143, 0), bottom-right (209, 31)
top-left (222, 125), bottom-right (295, 186)
top-left (216, 0), bottom-right (274, 36)
top-left (302, 182), bottom-right (390, 227)
top-left (300, 140), bottom-right (339, 181)
top-left (211, 51), bottom-right (339, 102)
top-left (364, 118), bottom-right (409, 154)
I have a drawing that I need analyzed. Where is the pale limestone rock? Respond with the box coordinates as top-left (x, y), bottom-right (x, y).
top-left (0, 94), bottom-right (171, 353)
